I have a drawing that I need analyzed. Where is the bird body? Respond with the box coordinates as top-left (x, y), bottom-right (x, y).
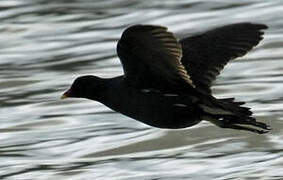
top-left (62, 23), bottom-right (270, 134)
top-left (95, 76), bottom-right (201, 129)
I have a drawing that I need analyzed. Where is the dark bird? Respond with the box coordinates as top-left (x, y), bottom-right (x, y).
top-left (62, 23), bottom-right (270, 134)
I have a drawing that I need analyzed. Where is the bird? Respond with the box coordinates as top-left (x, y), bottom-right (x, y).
top-left (62, 22), bottom-right (270, 134)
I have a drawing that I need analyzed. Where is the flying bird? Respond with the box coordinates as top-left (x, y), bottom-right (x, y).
top-left (62, 23), bottom-right (270, 134)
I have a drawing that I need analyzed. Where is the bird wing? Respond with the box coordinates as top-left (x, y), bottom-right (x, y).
top-left (180, 23), bottom-right (268, 94)
top-left (117, 25), bottom-right (195, 91)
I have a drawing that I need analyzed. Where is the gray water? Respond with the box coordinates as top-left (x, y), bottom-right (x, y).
top-left (1, 0), bottom-right (283, 179)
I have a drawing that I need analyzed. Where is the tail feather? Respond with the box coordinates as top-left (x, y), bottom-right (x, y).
top-left (220, 98), bottom-right (245, 105)
top-left (217, 98), bottom-right (253, 117)
top-left (202, 98), bottom-right (270, 134)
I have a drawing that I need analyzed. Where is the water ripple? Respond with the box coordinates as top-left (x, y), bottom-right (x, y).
top-left (1, 0), bottom-right (283, 179)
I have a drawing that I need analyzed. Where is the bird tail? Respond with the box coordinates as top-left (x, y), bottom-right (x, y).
top-left (200, 98), bottom-right (270, 134)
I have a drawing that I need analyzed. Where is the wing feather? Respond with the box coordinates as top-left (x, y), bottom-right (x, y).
top-left (180, 23), bottom-right (268, 93)
top-left (117, 25), bottom-right (195, 90)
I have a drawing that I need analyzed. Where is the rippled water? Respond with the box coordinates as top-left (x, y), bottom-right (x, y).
top-left (1, 0), bottom-right (283, 179)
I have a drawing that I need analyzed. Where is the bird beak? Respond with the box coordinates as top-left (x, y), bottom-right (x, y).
top-left (61, 89), bottom-right (71, 99)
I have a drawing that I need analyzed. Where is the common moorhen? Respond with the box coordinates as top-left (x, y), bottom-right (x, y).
top-left (62, 23), bottom-right (270, 134)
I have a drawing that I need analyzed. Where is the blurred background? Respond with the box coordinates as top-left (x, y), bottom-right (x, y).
top-left (1, 0), bottom-right (283, 179)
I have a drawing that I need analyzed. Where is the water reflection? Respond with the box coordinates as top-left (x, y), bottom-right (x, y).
top-left (1, 0), bottom-right (283, 179)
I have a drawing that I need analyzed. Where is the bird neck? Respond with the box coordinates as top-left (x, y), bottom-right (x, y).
top-left (85, 76), bottom-right (124, 102)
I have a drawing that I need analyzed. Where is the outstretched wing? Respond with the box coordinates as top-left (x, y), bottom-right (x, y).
top-left (117, 25), bottom-right (195, 91)
top-left (180, 23), bottom-right (268, 94)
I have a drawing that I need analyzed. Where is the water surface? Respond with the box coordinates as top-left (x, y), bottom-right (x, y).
top-left (1, 0), bottom-right (283, 179)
